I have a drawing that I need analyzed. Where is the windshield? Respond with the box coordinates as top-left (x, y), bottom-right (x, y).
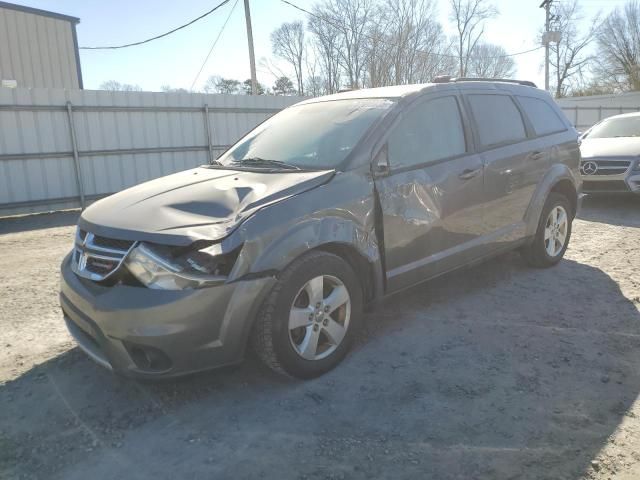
top-left (217, 98), bottom-right (395, 170)
top-left (586, 116), bottom-right (640, 138)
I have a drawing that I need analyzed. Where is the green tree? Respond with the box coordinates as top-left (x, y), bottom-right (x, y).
top-left (273, 76), bottom-right (296, 95)
top-left (243, 79), bottom-right (265, 95)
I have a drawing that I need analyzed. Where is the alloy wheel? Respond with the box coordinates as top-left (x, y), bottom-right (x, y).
top-left (544, 205), bottom-right (568, 257)
top-left (288, 275), bottom-right (351, 361)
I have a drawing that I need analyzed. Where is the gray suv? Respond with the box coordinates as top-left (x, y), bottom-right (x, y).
top-left (60, 79), bottom-right (581, 379)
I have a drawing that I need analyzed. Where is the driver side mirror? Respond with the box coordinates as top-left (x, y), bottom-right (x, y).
top-left (373, 143), bottom-right (390, 176)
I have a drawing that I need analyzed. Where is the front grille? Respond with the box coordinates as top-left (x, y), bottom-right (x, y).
top-left (582, 180), bottom-right (629, 192)
top-left (78, 229), bottom-right (134, 251)
top-left (72, 229), bottom-right (136, 281)
top-left (581, 158), bottom-right (632, 176)
top-left (92, 235), bottom-right (134, 251)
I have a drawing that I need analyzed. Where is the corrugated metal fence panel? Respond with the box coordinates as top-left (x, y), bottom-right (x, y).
top-left (560, 105), bottom-right (640, 131)
top-left (558, 93), bottom-right (640, 131)
top-left (0, 87), bottom-right (304, 216)
top-left (0, 87), bottom-right (75, 209)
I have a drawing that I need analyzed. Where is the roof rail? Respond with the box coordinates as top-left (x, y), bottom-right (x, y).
top-left (432, 76), bottom-right (537, 88)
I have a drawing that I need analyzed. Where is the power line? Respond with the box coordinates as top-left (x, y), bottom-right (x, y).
top-left (280, 0), bottom-right (543, 60)
top-left (80, 0), bottom-right (231, 50)
top-left (190, 0), bottom-right (239, 90)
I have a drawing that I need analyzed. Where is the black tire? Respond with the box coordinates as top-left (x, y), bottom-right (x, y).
top-left (521, 192), bottom-right (573, 268)
top-left (251, 251), bottom-right (363, 379)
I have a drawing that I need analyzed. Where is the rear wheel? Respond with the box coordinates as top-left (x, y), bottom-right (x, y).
top-left (251, 251), bottom-right (362, 379)
top-left (521, 192), bottom-right (573, 268)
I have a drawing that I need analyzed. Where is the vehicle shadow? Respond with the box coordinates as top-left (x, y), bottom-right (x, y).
top-left (0, 210), bottom-right (80, 235)
top-left (578, 195), bottom-right (640, 228)
top-left (2, 251), bottom-right (639, 480)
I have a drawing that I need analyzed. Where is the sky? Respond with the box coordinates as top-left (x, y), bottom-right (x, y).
top-left (11, 0), bottom-right (633, 92)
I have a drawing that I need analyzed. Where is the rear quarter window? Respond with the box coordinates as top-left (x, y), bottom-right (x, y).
top-left (467, 94), bottom-right (527, 148)
top-left (517, 96), bottom-right (567, 136)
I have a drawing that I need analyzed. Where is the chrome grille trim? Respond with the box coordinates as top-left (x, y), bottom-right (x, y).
top-left (71, 229), bottom-right (137, 281)
top-left (580, 157), bottom-right (633, 176)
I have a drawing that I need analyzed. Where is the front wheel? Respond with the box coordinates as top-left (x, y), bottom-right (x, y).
top-left (251, 251), bottom-right (362, 379)
top-left (521, 192), bottom-right (573, 268)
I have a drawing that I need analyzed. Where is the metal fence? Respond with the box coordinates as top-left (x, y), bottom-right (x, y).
top-left (0, 87), bottom-right (304, 216)
top-left (2, 88), bottom-right (633, 217)
top-left (560, 105), bottom-right (640, 131)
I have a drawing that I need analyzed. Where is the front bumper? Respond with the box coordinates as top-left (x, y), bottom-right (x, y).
top-left (580, 161), bottom-right (640, 194)
top-left (59, 252), bottom-right (275, 379)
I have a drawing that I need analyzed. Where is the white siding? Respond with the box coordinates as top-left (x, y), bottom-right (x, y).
top-left (0, 7), bottom-right (80, 89)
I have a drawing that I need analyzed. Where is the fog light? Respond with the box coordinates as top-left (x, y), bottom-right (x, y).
top-left (124, 343), bottom-right (172, 372)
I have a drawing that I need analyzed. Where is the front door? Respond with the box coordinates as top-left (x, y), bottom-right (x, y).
top-left (374, 94), bottom-right (485, 293)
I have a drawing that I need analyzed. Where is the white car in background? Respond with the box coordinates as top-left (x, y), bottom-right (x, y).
top-left (580, 112), bottom-right (640, 194)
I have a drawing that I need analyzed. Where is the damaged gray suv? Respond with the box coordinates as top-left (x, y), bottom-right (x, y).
top-left (60, 79), bottom-right (581, 379)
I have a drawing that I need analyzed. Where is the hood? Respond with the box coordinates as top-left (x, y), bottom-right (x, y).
top-left (581, 137), bottom-right (640, 159)
top-left (80, 166), bottom-right (334, 246)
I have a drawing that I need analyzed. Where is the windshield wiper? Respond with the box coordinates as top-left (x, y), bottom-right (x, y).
top-left (231, 157), bottom-right (302, 170)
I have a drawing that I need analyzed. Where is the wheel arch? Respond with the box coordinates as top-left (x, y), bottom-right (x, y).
top-left (311, 242), bottom-right (382, 306)
top-left (524, 165), bottom-right (580, 237)
top-left (549, 179), bottom-right (578, 217)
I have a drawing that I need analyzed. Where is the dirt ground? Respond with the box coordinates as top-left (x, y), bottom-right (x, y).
top-left (1, 196), bottom-right (639, 480)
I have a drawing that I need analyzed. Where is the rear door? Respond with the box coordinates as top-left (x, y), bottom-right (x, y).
top-left (464, 92), bottom-right (543, 238)
top-left (373, 93), bottom-right (485, 293)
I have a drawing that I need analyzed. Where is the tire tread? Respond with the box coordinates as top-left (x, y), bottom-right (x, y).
top-left (251, 251), bottom-right (351, 377)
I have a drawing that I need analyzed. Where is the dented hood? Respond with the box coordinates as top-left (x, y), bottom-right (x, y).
top-left (79, 166), bottom-right (334, 246)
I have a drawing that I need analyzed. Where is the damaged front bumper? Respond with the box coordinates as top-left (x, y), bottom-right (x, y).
top-left (59, 253), bottom-right (275, 379)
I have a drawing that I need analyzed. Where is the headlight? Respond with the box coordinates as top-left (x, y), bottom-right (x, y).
top-left (124, 242), bottom-right (236, 290)
top-left (635, 159), bottom-right (640, 171)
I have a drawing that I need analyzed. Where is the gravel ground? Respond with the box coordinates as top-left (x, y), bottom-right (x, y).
top-left (1, 196), bottom-right (639, 480)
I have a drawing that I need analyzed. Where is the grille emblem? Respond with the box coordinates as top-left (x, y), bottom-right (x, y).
top-left (581, 161), bottom-right (598, 175)
top-left (71, 230), bottom-right (134, 281)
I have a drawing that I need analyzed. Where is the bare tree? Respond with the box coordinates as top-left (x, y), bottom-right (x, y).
top-left (449, 0), bottom-right (497, 77)
top-left (467, 42), bottom-right (515, 78)
top-left (271, 21), bottom-right (306, 95)
top-left (304, 53), bottom-right (325, 96)
top-left (308, 0), bottom-right (373, 90)
top-left (308, 7), bottom-right (342, 94)
top-left (367, 0), bottom-right (454, 87)
top-left (100, 80), bottom-right (142, 92)
top-left (547, 0), bottom-right (598, 98)
top-left (594, 0), bottom-right (640, 92)
top-left (335, 0), bottom-right (373, 89)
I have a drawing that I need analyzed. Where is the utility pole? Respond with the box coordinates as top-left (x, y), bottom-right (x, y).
top-left (243, 0), bottom-right (258, 95)
top-left (540, 0), bottom-right (553, 92)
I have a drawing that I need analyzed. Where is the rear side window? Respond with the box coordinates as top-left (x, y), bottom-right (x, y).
top-left (517, 96), bottom-right (566, 136)
top-left (467, 94), bottom-right (526, 148)
top-left (388, 96), bottom-right (466, 169)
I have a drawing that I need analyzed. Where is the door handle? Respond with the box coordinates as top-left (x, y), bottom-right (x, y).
top-left (458, 168), bottom-right (481, 180)
top-left (530, 151), bottom-right (545, 161)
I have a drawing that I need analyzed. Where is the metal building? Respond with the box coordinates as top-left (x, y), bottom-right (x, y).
top-left (0, 1), bottom-right (82, 89)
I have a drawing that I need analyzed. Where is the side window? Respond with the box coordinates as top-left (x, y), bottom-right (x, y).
top-left (388, 96), bottom-right (466, 169)
top-left (517, 96), bottom-right (567, 136)
top-left (467, 94), bottom-right (527, 148)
